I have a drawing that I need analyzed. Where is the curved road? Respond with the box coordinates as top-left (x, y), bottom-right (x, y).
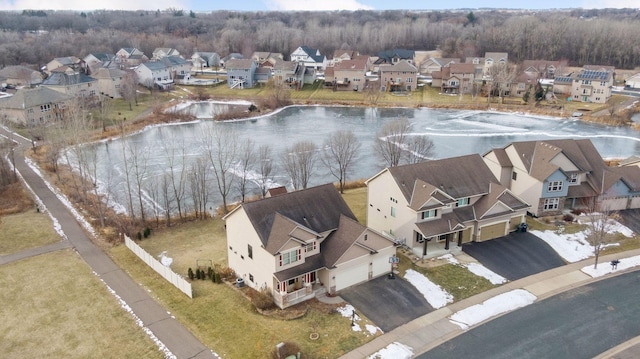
top-left (420, 270), bottom-right (640, 359)
top-left (1, 127), bottom-right (217, 359)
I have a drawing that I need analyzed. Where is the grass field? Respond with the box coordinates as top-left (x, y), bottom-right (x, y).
top-left (0, 249), bottom-right (161, 359)
top-left (0, 210), bottom-right (62, 255)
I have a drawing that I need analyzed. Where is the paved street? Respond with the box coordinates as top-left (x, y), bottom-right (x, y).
top-left (419, 270), bottom-right (640, 359)
top-left (0, 127), bottom-right (217, 359)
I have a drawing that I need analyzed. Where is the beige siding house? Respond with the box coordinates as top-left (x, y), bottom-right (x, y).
top-left (0, 87), bottom-right (71, 126)
top-left (366, 155), bottom-right (529, 259)
top-left (331, 57), bottom-right (368, 91)
top-left (379, 60), bottom-right (418, 92)
top-left (224, 184), bottom-right (395, 309)
top-left (484, 139), bottom-right (640, 215)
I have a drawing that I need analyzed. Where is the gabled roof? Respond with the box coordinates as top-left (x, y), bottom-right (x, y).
top-left (160, 56), bottom-right (189, 67)
top-left (139, 61), bottom-right (168, 71)
top-left (0, 86), bottom-right (72, 109)
top-left (388, 154), bottom-right (498, 204)
top-left (415, 212), bottom-right (465, 237)
top-left (379, 60), bottom-right (418, 73)
top-left (473, 183), bottom-right (529, 219)
top-left (85, 53), bottom-right (115, 63)
top-left (49, 56), bottom-right (81, 66)
top-left (322, 215), bottom-right (367, 267)
top-left (299, 46), bottom-right (325, 62)
top-left (239, 183), bottom-right (357, 248)
top-left (91, 67), bottom-right (126, 79)
top-left (619, 155), bottom-right (640, 167)
top-left (510, 140), bottom-right (597, 181)
top-left (226, 59), bottom-right (255, 70)
top-left (0, 65), bottom-right (40, 79)
top-left (334, 58), bottom-right (368, 72)
top-left (42, 72), bottom-right (96, 86)
top-left (575, 69), bottom-right (612, 82)
top-left (377, 49), bottom-right (415, 63)
top-left (449, 63), bottom-right (476, 75)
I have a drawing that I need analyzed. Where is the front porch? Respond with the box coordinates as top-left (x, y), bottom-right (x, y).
top-left (273, 264), bottom-right (326, 309)
top-left (273, 282), bottom-right (326, 309)
top-left (408, 233), bottom-right (464, 260)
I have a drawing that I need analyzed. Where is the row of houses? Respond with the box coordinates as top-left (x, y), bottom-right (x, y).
top-left (224, 138), bottom-right (640, 309)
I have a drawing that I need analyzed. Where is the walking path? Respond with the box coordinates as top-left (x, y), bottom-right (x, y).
top-left (339, 249), bottom-right (640, 358)
top-left (1, 126), bottom-right (218, 359)
top-left (0, 240), bottom-right (72, 266)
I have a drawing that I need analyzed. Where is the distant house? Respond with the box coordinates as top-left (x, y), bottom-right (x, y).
top-left (290, 46), bottom-right (327, 71)
top-left (115, 48), bottom-right (148, 68)
top-left (553, 75), bottom-right (574, 97)
top-left (375, 49), bottom-right (415, 66)
top-left (41, 71), bottom-right (98, 97)
top-left (91, 68), bottom-right (126, 99)
top-left (225, 59), bottom-right (257, 89)
top-left (160, 56), bottom-right (192, 82)
top-left (366, 154), bottom-right (529, 258)
top-left (624, 73), bottom-right (640, 89)
top-left (483, 139), bottom-right (640, 216)
top-left (522, 60), bottom-right (567, 80)
top-left (331, 50), bottom-right (359, 66)
top-left (0, 87), bottom-right (72, 126)
top-left (421, 57), bottom-right (459, 77)
top-left (570, 68), bottom-right (614, 103)
top-left (152, 48), bottom-right (181, 60)
top-left (483, 52), bottom-right (509, 76)
top-left (83, 53), bottom-right (115, 75)
top-left (45, 56), bottom-right (84, 75)
top-left (251, 52), bottom-right (284, 68)
top-left (439, 63), bottom-right (476, 94)
top-left (273, 60), bottom-right (306, 90)
top-left (0, 66), bottom-right (43, 87)
top-left (191, 51), bottom-right (220, 72)
top-left (224, 183), bottom-right (395, 308)
top-left (510, 72), bottom-right (539, 98)
top-left (331, 57), bottom-right (368, 91)
top-left (220, 53), bottom-right (243, 68)
top-left (379, 60), bottom-right (418, 92)
top-left (135, 62), bottom-right (173, 90)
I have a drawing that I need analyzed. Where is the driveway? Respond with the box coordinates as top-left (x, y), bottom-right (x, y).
top-left (339, 274), bottom-right (434, 332)
top-left (462, 232), bottom-right (566, 281)
top-left (618, 209), bottom-right (640, 235)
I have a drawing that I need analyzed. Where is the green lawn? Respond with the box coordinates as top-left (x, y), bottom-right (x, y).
top-left (0, 250), bottom-right (161, 359)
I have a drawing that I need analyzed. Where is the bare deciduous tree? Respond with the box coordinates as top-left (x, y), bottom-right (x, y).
top-left (281, 140), bottom-right (317, 190)
top-left (405, 135), bottom-right (435, 164)
top-left (119, 70), bottom-right (138, 111)
top-left (236, 139), bottom-right (256, 203)
top-left (584, 202), bottom-right (617, 269)
top-left (162, 135), bottom-right (188, 221)
top-left (201, 125), bottom-right (239, 214)
top-left (257, 144), bottom-right (275, 198)
top-left (320, 130), bottom-right (361, 193)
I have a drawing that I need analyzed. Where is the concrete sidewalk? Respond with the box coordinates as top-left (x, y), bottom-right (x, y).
top-left (339, 249), bottom-right (640, 358)
top-left (2, 130), bottom-right (218, 359)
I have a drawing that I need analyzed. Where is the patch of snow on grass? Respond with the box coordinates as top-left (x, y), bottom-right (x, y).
top-left (365, 324), bottom-right (380, 335)
top-left (530, 229), bottom-right (593, 263)
top-left (367, 342), bottom-right (413, 359)
top-left (405, 269), bottom-right (453, 308)
top-left (466, 263), bottom-right (507, 285)
top-left (449, 289), bottom-right (537, 330)
top-left (581, 255), bottom-right (640, 278)
top-left (336, 304), bottom-right (364, 332)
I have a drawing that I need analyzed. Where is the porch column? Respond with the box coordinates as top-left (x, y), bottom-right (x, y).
top-left (445, 235), bottom-right (450, 250)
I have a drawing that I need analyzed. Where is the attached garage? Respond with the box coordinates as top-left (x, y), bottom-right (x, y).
top-left (479, 222), bottom-right (507, 241)
top-left (509, 215), bottom-right (524, 231)
top-left (334, 261), bottom-right (369, 292)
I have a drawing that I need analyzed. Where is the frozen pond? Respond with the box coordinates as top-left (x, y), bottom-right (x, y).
top-left (85, 104), bottom-right (640, 215)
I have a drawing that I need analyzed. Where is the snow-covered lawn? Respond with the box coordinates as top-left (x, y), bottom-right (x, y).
top-left (404, 269), bottom-right (454, 308)
top-left (581, 255), bottom-right (640, 278)
top-left (437, 254), bottom-right (507, 285)
top-left (449, 289), bottom-right (537, 330)
top-left (367, 342), bottom-right (414, 359)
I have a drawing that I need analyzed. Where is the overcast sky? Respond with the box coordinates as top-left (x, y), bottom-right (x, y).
top-left (0, 0), bottom-right (637, 12)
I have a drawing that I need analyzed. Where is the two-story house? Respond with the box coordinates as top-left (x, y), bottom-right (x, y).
top-left (273, 60), bottom-right (306, 90)
top-left (483, 139), bottom-right (640, 216)
top-left (115, 48), bottom-right (148, 68)
top-left (366, 154), bottom-right (529, 259)
top-left (45, 56), bottom-right (84, 75)
top-left (225, 59), bottom-right (257, 89)
top-left (90, 68), bottom-right (126, 99)
top-left (41, 70), bottom-right (98, 97)
top-left (483, 52), bottom-right (509, 77)
top-left (439, 63), bottom-right (476, 94)
top-left (375, 49), bottom-right (415, 67)
top-left (0, 87), bottom-right (71, 126)
top-left (331, 57), bottom-right (368, 91)
top-left (224, 184), bottom-right (395, 309)
top-left (251, 52), bottom-right (284, 68)
top-left (331, 50), bottom-right (360, 66)
top-left (570, 69), bottom-right (613, 103)
top-left (290, 46), bottom-right (327, 71)
top-left (379, 60), bottom-right (418, 92)
top-left (191, 51), bottom-right (220, 72)
top-left (0, 65), bottom-right (43, 87)
top-left (135, 62), bottom-right (173, 90)
top-left (421, 57), bottom-right (459, 77)
top-left (160, 56), bottom-right (192, 83)
top-left (152, 48), bottom-right (181, 60)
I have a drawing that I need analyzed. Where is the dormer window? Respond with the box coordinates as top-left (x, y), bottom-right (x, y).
top-left (568, 174), bottom-right (579, 185)
top-left (457, 198), bottom-right (470, 207)
top-left (421, 209), bottom-right (437, 219)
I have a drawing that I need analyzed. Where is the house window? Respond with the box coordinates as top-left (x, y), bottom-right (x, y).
top-left (391, 207), bottom-right (396, 217)
top-left (457, 198), bottom-right (470, 207)
top-left (543, 198), bottom-right (559, 210)
top-left (249, 274), bottom-right (254, 282)
top-left (568, 174), bottom-right (578, 184)
top-left (248, 244), bottom-right (253, 259)
top-left (281, 249), bottom-right (300, 266)
top-left (547, 181), bottom-right (563, 192)
top-left (422, 209), bottom-right (437, 219)
top-left (512, 171), bottom-right (518, 181)
top-left (416, 232), bottom-right (424, 243)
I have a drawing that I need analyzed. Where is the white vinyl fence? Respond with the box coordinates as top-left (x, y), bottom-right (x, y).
top-left (124, 235), bottom-right (193, 298)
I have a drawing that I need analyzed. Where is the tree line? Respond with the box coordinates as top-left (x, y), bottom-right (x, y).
top-left (0, 9), bottom-right (638, 69)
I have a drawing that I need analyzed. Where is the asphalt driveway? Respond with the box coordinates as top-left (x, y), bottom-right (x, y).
top-left (618, 209), bottom-right (640, 236)
top-left (462, 232), bottom-right (566, 281)
top-left (339, 274), bottom-right (434, 332)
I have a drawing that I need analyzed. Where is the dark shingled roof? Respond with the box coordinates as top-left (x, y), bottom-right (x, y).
top-left (241, 184), bottom-right (356, 248)
top-left (297, 46), bottom-right (325, 63)
top-left (389, 154), bottom-right (498, 203)
top-left (42, 72), bottom-right (96, 86)
top-left (321, 215), bottom-right (367, 268)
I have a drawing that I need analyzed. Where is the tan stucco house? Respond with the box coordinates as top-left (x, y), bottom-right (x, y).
top-left (224, 184), bottom-right (395, 309)
top-left (379, 60), bottom-right (418, 92)
top-left (366, 154), bottom-right (529, 259)
top-left (0, 87), bottom-right (71, 126)
top-left (483, 139), bottom-right (640, 216)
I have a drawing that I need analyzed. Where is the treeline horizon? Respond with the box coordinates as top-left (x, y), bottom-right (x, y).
top-left (0, 8), bottom-right (639, 69)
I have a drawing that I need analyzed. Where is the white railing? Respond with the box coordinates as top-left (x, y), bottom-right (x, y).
top-left (124, 235), bottom-right (192, 298)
